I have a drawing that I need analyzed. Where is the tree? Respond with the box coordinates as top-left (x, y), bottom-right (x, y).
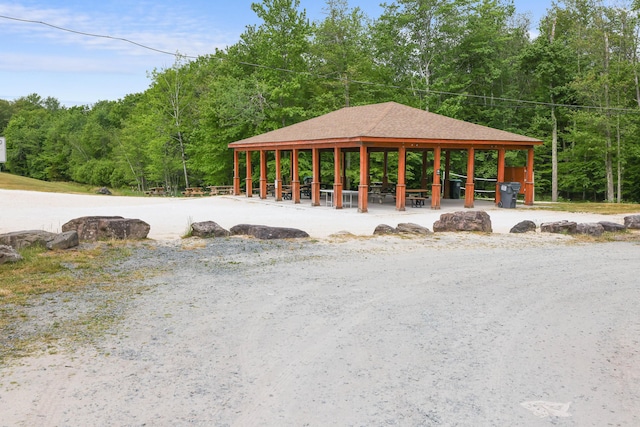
top-left (234, 0), bottom-right (313, 129)
top-left (308, 0), bottom-right (374, 110)
top-left (520, 6), bottom-right (577, 201)
top-left (147, 55), bottom-right (197, 189)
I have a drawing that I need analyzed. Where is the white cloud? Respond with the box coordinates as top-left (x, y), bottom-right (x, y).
top-left (0, 2), bottom-right (235, 59)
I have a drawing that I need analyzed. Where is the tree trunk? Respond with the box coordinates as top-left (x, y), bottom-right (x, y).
top-left (550, 18), bottom-right (558, 202)
top-left (177, 131), bottom-right (190, 189)
top-left (616, 116), bottom-right (622, 203)
top-left (603, 31), bottom-right (614, 202)
top-left (551, 105), bottom-right (558, 202)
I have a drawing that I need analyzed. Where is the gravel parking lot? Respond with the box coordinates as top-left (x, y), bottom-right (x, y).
top-left (2, 233), bottom-right (639, 426)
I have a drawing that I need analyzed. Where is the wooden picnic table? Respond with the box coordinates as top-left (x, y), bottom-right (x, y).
top-left (368, 184), bottom-right (395, 204)
top-left (405, 189), bottom-right (429, 207)
top-left (145, 187), bottom-right (166, 196)
top-left (182, 187), bottom-right (205, 197)
top-left (207, 185), bottom-right (234, 195)
top-left (281, 185), bottom-right (293, 200)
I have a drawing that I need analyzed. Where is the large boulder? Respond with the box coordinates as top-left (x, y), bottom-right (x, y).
top-left (541, 220), bottom-right (577, 234)
top-left (598, 221), bottom-right (626, 232)
top-left (191, 221), bottom-right (230, 238)
top-left (624, 215), bottom-right (640, 229)
top-left (62, 216), bottom-right (150, 241)
top-left (510, 220), bottom-right (537, 233)
top-left (229, 224), bottom-right (309, 240)
top-left (46, 231), bottom-right (79, 250)
top-left (373, 224), bottom-right (398, 235)
top-left (433, 211), bottom-right (492, 233)
top-left (576, 222), bottom-right (605, 237)
top-left (0, 230), bottom-right (58, 250)
top-left (396, 223), bottom-right (431, 235)
top-left (0, 245), bottom-right (22, 265)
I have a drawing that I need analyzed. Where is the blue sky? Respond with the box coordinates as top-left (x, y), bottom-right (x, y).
top-left (0, 0), bottom-right (552, 107)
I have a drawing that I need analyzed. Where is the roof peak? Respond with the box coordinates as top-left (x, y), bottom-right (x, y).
top-left (230, 101), bottom-right (542, 146)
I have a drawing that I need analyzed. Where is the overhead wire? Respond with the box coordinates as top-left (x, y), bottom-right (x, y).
top-left (2, 13), bottom-right (640, 114)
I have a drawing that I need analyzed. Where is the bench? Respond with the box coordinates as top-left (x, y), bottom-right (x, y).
top-left (207, 185), bottom-right (234, 196)
top-left (145, 187), bottom-right (166, 196)
top-left (182, 187), bottom-right (205, 197)
top-left (282, 185), bottom-right (292, 200)
top-left (407, 196), bottom-right (426, 207)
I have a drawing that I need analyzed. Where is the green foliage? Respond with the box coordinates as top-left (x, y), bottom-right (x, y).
top-left (2, 0), bottom-right (640, 202)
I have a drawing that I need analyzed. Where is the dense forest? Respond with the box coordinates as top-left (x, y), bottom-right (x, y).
top-left (2, 0), bottom-right (640, 202)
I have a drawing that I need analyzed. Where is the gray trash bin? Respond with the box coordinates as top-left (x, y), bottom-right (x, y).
top-left (449, 179), bottom-right (462, 199)
top-left (498, 182), bottom-right (521, 208)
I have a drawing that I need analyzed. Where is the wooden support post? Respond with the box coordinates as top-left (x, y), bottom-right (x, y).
top-left (342, 151), bottom-right (348, 189)
top-left (464, 147), bottom-right (475, 208)
top-left (259, 150), bottom-right (267, 199)
top-left (292, 149), bottom-right (300, 204)
top-left (358, 145), bottom-right (369, 213)
top-left (275, 149), bottom-right (282, 201)
top-left (382, 151), bottom-right (389, 187)
top-left (525, 147), bottom-right (535, 205)
top-left (245, 150), bottom-right (252, 198)
top-left (312, 148), bottom-right (321, 206)
top-left (421, 151), bottom-right (428, 189)
top-left (367, 150), bottom-right (372, 186)
top-left (443, 150), bottom-right (451, 199)
top-left (334, 147), bottom-right (343, 209)
top-left (233, 150), bottom-right (240, 195)
top-left (396, 146), bottom-right (406, 211)
top-left (496, 148), bottom-right (505, 206)
top-left (431, 146), bottom-right (441, 209)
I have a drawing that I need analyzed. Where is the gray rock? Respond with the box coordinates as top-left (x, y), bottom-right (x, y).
top-left (576, 222), bottom-right (605, 237)
top-left (540, 220), bottom-right (577, 234)
top-left (0, 230), bottom-right (58, 250)
top-left (373, 224), bottom-right (398, 235)
top-left (624, 215), bottom-right (640, 229)
top-left (433, 211), bottom-right (492, 233)
top-left (598, 221), bottom-right (626, 233)
top-left (0, 245), bottom-right (22, 264)
top-left (396, 223), bottom-right (431, 235)
top-left (96, 187), bottom-right (112, 195)
top-left (46, 231), bottom-right (79, 250)
top-left (191, 221), bottom-right (230, 238)
top-left (229, 224), bottom-right (309, 240)
top-left (510, 220), bottom-right (537, 233)
top-left (62, 216), bottom-right (150, 241)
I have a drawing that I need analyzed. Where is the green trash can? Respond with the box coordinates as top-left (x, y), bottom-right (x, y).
top-left (498, 182), bottom-right (521, 208)
top-left (449, 179), bottom-right (462, 199)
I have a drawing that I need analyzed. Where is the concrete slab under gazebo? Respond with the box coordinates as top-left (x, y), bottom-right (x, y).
top-left (228, 102), bottom-right (543, 212)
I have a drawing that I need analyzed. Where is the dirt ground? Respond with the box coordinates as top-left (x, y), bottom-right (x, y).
top-left (1, 234), bottom-right (639, 426)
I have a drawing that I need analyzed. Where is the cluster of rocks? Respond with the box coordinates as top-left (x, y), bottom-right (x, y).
top-left (373, 223), bottom-right (432, 235)
top-left (0, 216), bottom-right (150, 265)
top-left (373, 211), bottom-right (492, 235)
top-left (510, 214), bottom-right (640, 237)
top-left (372, 212), bottom-right (640, 238)
top-left (3, 213), bottom-right (639, 265)
top-left (191, 221), bottom-right (309, 240)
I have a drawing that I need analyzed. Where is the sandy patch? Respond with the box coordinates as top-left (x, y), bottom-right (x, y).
top-left (1, 189), bottom-right (634, 239)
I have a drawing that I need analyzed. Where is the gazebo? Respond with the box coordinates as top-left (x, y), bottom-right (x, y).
top-left (228, 102), bottom-right (543, 212)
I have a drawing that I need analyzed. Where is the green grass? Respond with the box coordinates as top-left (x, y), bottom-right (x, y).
top-left (531, 201), bottom-right (640, 215)
top-left (0, 242), bottom-right (154, 361)
top-left (0, 171), bottom-right (135, 195)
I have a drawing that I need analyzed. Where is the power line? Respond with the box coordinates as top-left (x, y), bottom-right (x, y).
top-left (2, 13), bottom-right (640, 114)
top-left (0, 14), bottom-right (198, 58)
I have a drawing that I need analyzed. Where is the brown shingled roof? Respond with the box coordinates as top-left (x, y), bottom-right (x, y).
top-left (229, 101), bottom-right (541, 146)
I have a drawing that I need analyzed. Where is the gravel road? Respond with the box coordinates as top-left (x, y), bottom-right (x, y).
top-left (1, 234), bottom-right (639, 426)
